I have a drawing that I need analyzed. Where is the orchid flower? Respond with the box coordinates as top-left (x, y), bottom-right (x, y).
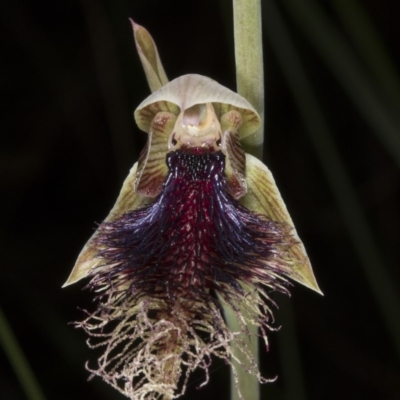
top-left (63, 21), bottom-right (321, 400)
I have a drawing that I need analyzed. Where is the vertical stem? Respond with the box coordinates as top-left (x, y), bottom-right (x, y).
top-left (224, 1), bottom-right (265, 400)
top-left (233, 0), bottom-right (265, 159)
top-left (224, 304), bottom-right (260, 400)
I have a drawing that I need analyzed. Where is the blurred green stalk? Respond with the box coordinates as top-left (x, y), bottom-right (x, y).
top-left (0, 308), bottom-right (46, 400)
top-left (330, 0), bottom-right (400, 106)
top-left (282, 0), bottom-right (400, 170)
top-left (265, 0), bottom-right (400, 360)
top-left (276, 298), bottom-right (307, 400)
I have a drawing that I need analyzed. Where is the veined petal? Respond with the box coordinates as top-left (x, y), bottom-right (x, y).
top-left (62, 162), bottom-right (151, 287)
top-left (241, 154), bottom-right (323, 294)
top-left (134, 74), bottom-right (260, 139)
top-left (130, 19), bottom-right (169, 93)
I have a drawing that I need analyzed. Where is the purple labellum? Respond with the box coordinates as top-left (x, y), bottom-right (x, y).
top-left (91, 150), bottom-right (290, 305)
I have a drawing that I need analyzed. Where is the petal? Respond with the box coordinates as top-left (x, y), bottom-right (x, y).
top-left (241, 154), bottom-right (323, 294)
top-left (62, 162), bottom-right (151, 287)
top-left (136, 111), bottom-right (176, 197)
top-left (134, 74), bottom-right (260, 139)
top-left (130, 19), bottom-right (169, 93)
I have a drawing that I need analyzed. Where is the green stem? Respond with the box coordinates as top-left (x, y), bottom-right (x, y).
top-left (233, 0), bottom-right (264, 160)
top-left (0, 308), bottom-right (46, 400)
top-left (224, 1), bottom-right (265, 400)
top-left (224, 303), bottom-right (259, 400)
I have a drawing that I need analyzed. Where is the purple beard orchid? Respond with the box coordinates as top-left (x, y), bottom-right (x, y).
top-left (63, 21), bottom-right (321, 400)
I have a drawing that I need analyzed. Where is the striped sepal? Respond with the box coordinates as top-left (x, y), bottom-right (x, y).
top-left (241, 154), bottom-right (322, 294)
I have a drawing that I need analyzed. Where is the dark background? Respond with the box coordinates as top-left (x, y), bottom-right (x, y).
top-left (1, 0), bottom-right (400, 399)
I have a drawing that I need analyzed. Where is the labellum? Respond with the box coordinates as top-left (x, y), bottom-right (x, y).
top-left (64, 21), bottom-right (321, 400)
